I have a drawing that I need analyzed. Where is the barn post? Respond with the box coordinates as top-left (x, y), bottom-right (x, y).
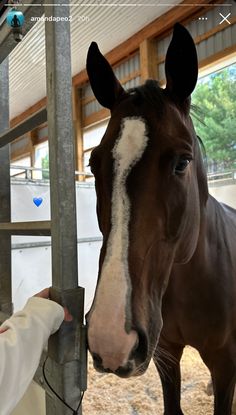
top-left (44, 2), bottom-right (86, 414)
top-left (0, 58), bottom-right (12, 320)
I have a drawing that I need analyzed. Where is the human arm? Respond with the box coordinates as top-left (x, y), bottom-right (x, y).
top-left (0, 295), bottom-right (64, 415)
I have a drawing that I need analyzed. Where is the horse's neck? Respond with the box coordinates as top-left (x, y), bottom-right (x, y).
top-left (206, 194), bottom-right (236, 229)
top-left (198, 194), bottom-right (236, 264)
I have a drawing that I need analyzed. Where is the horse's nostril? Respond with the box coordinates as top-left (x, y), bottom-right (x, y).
top-left (133, 335), bottom-right (140, 352)
top-left (129, 331), bottom-right (141, 360)
top-left (130, 328), bottom-right (148, 362)
top-left (115, 360), bottom-right (134, 377)
top-left (92, 352), bottom-right (103, 366)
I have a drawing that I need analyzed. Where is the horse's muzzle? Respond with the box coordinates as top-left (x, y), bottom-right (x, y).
top-left (90, 327), bottom-right (149, 378)
top-left (92, 352), bottom-right (136, 377)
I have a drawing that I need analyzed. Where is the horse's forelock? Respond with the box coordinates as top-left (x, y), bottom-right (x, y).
top-left (128, 80), bottom-right (165, 113)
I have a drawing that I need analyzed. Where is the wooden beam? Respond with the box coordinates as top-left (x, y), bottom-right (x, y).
top-left (30, 129), bottom-right (38, 146)
top-left (82, 69), bottom-right (141, 107)
top-left (159, 44), bottom-right (236, 86)
top-left (140, 39), bottom-right (157, 82)
top-left (83, 109), bottom-right (110, 128)
top-left (10, 97), bottom-right (46, 128)
top-left (0, 108), bottom-right (47, 149)
top-left (29, 130), bottom-right (36, 169)
top-left (195, 15), bottom-right (236, 44)
top-left (198, 45), bottom-right (236, 72)
top-left (9, 0), bottom-right (228, 130)
top-left (72, 0), bottom-right (216, 87)
top-left (10, 134), bottom-right (31, 161)
top-left (157, 16), bottom-right (236, 65)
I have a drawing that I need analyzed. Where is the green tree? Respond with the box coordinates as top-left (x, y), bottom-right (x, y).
top-left (41, 153), bottom-right (49, 179)
top-left (192, 65), bottom-right (236, 172)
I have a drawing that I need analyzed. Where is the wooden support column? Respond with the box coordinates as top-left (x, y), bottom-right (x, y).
top-left (140, 39), bottom-right (158, 82)
top-left (29, 131), bottom-right (36, 179)
top-left (72, 86), bottom-right (84, 181)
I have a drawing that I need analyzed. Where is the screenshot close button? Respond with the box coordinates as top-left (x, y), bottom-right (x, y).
top-left (219, 12), bottom-right (231, 24)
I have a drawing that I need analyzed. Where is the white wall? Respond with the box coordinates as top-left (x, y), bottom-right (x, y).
top-left (10, 180), bottom-right (236, 414)
top-left (11, 180), bottom-right (235, 314)
top-left (11, 181), bottom-right (102, 313)
top-left (209, 183), bottom-right (236, 209)
top-left (11, 180), bottom-right (101, 415)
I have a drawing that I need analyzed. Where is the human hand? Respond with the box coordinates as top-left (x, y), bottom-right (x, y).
top-left (34, 288), bottom-right (73, 322)
top-left (34, 288), bottom-right (50, 299)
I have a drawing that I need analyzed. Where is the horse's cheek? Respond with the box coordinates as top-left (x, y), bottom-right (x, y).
top-left (164, 183), bottom-right (187, 240)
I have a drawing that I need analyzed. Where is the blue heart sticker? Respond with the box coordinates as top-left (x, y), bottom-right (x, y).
top-left (33, 197), bottom-right (43, 207)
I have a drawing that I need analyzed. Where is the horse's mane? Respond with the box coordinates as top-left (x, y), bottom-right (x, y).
top-left (128, 80), bottom-right (165, 115)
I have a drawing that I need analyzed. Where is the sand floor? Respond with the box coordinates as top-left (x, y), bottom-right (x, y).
top-left (83, 346), bottom-right (215, 414)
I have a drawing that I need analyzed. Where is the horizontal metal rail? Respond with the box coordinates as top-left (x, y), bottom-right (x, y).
top-left (10, 165), bottom-right (50, 180)
top-left (11, 165), bottom-right (50, 173)
top-left (0, 107), bottom-right (47, 148)
top-left (10, 164), bottom-right (94, 181)
top-left (10, 165), bottom-right (236, 184)
top-left (0, 220), bottom-right (51, 235)
top-left (0, 0), bottom-right (44, 64)
top-left (208, 170), bottom-right (236, 181)
top-left (208, 170), bottom-right (236, 188)
top-left (75, 170), bottom-right (93, 179)
top-left (11, 236), bottom-right (103, 250)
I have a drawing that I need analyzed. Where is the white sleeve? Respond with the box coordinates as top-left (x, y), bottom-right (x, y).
top-left (0, 297), bottom-right (64, 415)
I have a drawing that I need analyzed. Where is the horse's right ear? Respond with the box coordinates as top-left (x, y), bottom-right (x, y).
top-left (86, 42), bottom-right (125, 110)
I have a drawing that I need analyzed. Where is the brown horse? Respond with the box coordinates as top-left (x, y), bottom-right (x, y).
top-left (86, 24), bottom-right (236, 415)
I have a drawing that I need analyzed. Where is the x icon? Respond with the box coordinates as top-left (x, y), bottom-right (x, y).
top-left (219, 13), bottom-right (231, 24)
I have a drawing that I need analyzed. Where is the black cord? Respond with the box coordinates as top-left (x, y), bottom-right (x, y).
top-left (42, 357), bottom-right (84, 414)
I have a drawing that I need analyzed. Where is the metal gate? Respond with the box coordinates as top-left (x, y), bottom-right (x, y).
top-left (0, 1), bottom-right (87, 414)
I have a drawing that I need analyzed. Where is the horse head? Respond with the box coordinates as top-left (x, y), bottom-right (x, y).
top-left (86, 24), bottom-right (208, 378)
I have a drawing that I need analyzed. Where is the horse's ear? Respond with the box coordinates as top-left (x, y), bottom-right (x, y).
top-left (165, 23), bottom-right (198, 107)
top-left (86, 42), bottom-right (125, 110)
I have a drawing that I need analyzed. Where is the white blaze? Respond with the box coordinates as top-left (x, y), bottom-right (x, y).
top-left (88, 118), bottom-right (149, 371)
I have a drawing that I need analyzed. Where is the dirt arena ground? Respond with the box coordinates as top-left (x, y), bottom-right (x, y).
top-left (83, 346), bottom-right (215, 414)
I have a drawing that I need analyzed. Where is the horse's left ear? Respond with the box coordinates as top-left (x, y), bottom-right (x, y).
top-left (165, 23), bottom-right (198, 108)
top-left (86, 42), bottom-right (125, 110)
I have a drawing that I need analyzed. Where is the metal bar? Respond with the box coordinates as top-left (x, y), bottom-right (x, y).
top-left (10, 165), bottom-right (93, 177)
top-left (10, 165), bottom-right (49, 172)
top-left (45, 2), bottom-right (86, 414)
top-left (208, 171), bottom-right (236, 180)
top-left (45, 4), bottom-right (78, 291)
top-left (0, 107), bottom-right (47, 148)
top-left (11, 236), bottom-right (102, 250)
top-left (0, 58), bottom-right (12, 317)
top-left (0, 220), bottom-right (51, 235)
top-left (0, 0), bottom-right (44, 64)
top-left (35, 324), bottom-right (87, 396)
top-left (0, 311), bottom-right (10, 325)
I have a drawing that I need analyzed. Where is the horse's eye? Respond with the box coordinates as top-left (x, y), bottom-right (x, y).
top-left (175, 157), bottom-right (191, 175)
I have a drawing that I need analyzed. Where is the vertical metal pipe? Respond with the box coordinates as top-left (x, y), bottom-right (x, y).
top-left (0, 58), bottom-right (12, 316)
top-left (45, 3), bottom-right (78, 291)
top-left (45, 3), bottom-right (85, 414)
